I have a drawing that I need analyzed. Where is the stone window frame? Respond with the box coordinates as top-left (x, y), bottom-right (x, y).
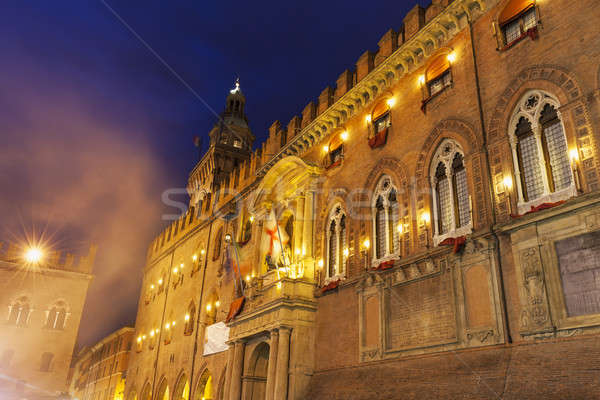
top-left (508, 90), bottom-right (576, 215)
top-left (6, 295), bottom-right (32, 327)
top-left (371, 175), bottom-right (401, 266)
top-left (325, 203), bottom-right (348, 280)
top-left (44, 299), bottom-right (70, 330)
top-left (495, 2), bottom-right (540, 50)
top-left (429, 139), bottom-right (473, 246)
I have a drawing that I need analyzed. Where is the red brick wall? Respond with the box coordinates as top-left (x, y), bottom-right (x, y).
top-left (308, 335), bottom-right (600, 399)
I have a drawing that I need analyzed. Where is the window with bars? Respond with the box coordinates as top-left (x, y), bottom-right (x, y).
top-left (501, 7), bottom-right (537, 46)
top-left (375, 197), bottom-right (386, 259)
top-left (428, 70), bottom-right (452, 97)
top-left (372, 176), bottom-right (403, 263)
top-left (435, 163), bottom-right (453, 234)
top-left (328, 220), bottom-right (337, 277)
top-left (388, 190), bottom-right (400, 253)
top-left (452, 154), bottom-right (471, 228)
top-left (430, 140), bottom-right (472, 243)
top-left (541, 105), bottom-right (571, 192)
top-left (374, 112), bottom-right (390, 134)
top-left (326, 206), bottom-right (347, 278)
top-left (511, 93), bottom-right (574, 206)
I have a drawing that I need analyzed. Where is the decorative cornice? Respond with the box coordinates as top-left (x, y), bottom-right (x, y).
top-left (257, 0), bottom-right (488, 177)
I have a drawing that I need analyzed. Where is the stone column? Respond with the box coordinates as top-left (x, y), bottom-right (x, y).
top-left (229, 340), bottom-right (245, 400)
top-left (223, 343), bottom-right (235, 400)
top-left (274, 327), bottom-right (291, 400)
top-left (265, 329), bottom-right (279, 400)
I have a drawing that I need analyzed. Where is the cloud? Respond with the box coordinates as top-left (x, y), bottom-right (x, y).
top-left (0, 59), bottom-right (167, 346)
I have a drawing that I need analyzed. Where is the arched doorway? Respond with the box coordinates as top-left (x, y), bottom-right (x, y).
top-left (246, 342), bottom-right (269, 400)
top-left (174, 373), bottom-right (190, 400)
top-left (193, 369), bottom-right (213, 400)
top-left (157, 377), bottom-right (170, 400)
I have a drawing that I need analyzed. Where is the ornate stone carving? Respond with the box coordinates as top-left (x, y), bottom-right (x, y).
top-left (360, 349), bottom-right (380, 362)
top-left (519, 247), bottom-right (552, 332)
top-left (466, 329), bottom-right (495, 343)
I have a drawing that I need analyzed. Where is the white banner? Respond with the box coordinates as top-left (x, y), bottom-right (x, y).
top-left (203, 321), bottom-right (230, 355)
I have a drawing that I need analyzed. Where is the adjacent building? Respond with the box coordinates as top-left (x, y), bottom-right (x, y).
top-left (125, 0), bottom-right (600, 398)
top-left (0, 243), bottom-right (95, 399)
top-left (69, 327), bottom-right (134, 400)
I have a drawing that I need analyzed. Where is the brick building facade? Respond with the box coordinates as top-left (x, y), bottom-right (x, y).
top-left (125, 0), bottom-right (600, 398)
top-left (69, 327), bottom-right (134, 400)
top-left (0, 243), bottom-right (94, 399)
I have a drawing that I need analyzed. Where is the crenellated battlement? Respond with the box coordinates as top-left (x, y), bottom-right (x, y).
top-left (151, 0), bottom-right (489, 259)
top-left (0, 242), bottom-right (96, 274)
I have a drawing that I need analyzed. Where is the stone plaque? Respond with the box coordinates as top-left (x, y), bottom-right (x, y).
top-left (385, 273), bottom-right (456, 351)
top-left (556, 231), bottom-right (600, 317)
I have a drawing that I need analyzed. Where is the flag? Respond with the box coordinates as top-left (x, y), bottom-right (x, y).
top-left (260, 209), bottom-right (289, 266)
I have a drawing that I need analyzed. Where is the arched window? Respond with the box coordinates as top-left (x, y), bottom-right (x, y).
top-left (40, 352), bottom-right (54, 372)
top-left (498, 0), bottom-right (538, 46)
top-left (184, 301), bottom-right (195, 336)
top-left (213, 228), bottom-right (223, 261)
top-left (425, 54), bottom-right (452, 98)
top-left (326, 205), bottom-right (347, 278)
top-left (7, 296), bottom-right (31, 327)
top-left (371, 176), bottom-right (401, 264)
top-left (368, 100), bottom-right (392, 148)
top-left (46, 301), bottom-right (68, 330)
top-left (509, 90), bottom-right (575, 213)
top-left (323, 132), bottom-right (345, 169)
top-left (430, 139), bottom-right (472, 245)
top-left (173, 373), bottom-right (190, 400)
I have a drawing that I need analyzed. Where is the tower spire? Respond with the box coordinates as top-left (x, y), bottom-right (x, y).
top-left (230, 77), bottom-right (241, 94)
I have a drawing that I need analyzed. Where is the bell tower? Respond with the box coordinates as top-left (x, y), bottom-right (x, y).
top-left (188, 79), bottom-right (255, 211)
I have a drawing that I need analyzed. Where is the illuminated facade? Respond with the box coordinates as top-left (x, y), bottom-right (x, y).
top-left (0, 243), bottom-right (95, 399)
top-left (125, 0), bottom-right (600, 398)
top-left (69, 327), bottom-right (134, 400)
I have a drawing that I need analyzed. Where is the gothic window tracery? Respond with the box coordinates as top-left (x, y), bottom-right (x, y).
top-left (7, 296), bottom-right (31, 327)
top-left (430, 139), bottom-right (472, 245)
top-left (372, 176), bottom-right (401, 264)
top-left (509, 90), bottom-right (575, 213)
top-left (326, 205), bottom-right (347, 278)
top-left (46, 300), bottom-right (68, 330)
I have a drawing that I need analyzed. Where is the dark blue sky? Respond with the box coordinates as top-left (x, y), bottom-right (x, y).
top-left (0, 0), bottom-right (419, 345)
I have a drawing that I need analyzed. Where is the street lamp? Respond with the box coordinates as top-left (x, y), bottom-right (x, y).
top-left (24, 247), bottom-right (43, 264)
top-left (361, 239), bottom-right (370, 270)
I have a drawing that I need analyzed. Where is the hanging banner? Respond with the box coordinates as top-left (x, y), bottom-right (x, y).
top-left (203, 321), bottom-right (230, 355)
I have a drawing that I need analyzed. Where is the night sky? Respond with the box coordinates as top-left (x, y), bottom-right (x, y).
top-left (0, 0), bottom-right (420, 346)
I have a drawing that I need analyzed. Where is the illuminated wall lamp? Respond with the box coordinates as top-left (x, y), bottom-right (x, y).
top-left (570, 148), bottom-right (583, 192)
